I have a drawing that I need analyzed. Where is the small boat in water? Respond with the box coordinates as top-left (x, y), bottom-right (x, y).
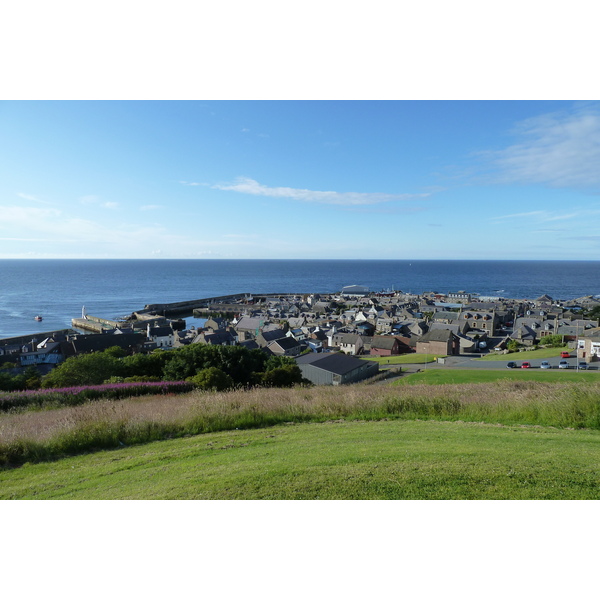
top-left (34, 315), bottom-right (43, 321)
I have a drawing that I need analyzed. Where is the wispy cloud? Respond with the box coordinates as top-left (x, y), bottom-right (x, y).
top-left (180, 181), bottom-right (205, 187)
top-left (79, 195), bottom-right (118, 209)
top-left (140, 204), bottom-right (163, 211)
top-left (212, 177), bottom-right (430, 206)
top-left (566, 235), bottom-right (600, 242)
top-left (17, 193), bottom-right (50, 204)
top-left (79, 195), bottom-right (100, 205)
top-left (491, 210), bottom-right (584, 223)
top-left (222, 233), bottom-right (259, 239)
top-left (481, 105), bottom-right (600, 190)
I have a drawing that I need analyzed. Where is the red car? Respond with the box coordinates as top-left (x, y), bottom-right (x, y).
top-left (560, 351), bottom-right (570, 358)
top-left (521, 361), bottom-right (531, 368)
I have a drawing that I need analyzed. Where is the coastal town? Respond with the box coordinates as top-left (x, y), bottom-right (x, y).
top-left (1, 285), bottom-right (600, 386)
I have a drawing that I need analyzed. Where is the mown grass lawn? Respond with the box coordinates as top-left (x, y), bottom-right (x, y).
top-left (393, 368), bottom-right (599, 385)
top-left (475, 346), bottom-right (571, 361)
top-left (2, 419), bottom-right (600, 499)
top-left (360, 354), bottom-right (441, 365)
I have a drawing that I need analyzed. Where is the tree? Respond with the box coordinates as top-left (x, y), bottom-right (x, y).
top-left (103, 345), bottom-right (128, 358)
top-left (265, 355), bottom-right (296, 371)
top-left (41, 352), bottom-right (123, 388)
top-left (121, 351), bottom-right (167, 378)
top-left (261, 365), bottom-right (307, 388)
top-left (507, 339), bottom-right (521, 352)
top-left (162, 354), bottom-right (197, 381)
top-left (190, 367), bottom-right (234, 391)
top-left (538, 334), bottom-right (563, 347)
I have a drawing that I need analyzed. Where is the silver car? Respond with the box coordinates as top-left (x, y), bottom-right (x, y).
top-left (540, 361), bottom-right (551, 369)
top-left (558, 360), bottom-right (569, 369)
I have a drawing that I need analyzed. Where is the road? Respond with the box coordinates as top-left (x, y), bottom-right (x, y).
top-left (380, 353), bottom-right (595, 373)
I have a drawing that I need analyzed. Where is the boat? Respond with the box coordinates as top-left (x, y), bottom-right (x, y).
top-left (34, 315), bottom-right (43, 322)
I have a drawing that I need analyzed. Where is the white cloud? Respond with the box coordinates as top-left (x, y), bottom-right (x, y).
top-left (79, 196), bottom-right (118, 209)
top-left (17, 192), bottom-right (50, 204)
top-left (79, 195), bottom-right (100, 204)
top-left (140, 204), bottom-right (163, 211)
top-left (483, 106), bottom-right (600, 189)
top-left (212, 177), bottom-right (430, 206)
top-left (0, 204), bottom-right (272, 258)
top-left (491, 208), bottom-right (600, 224)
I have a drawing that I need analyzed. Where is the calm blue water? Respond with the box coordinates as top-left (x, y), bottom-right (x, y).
top-left (1, 259), bottom-right (599, 339)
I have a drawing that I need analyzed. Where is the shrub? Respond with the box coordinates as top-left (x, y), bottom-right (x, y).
top-left (189, 367), bottom-right (234, 391)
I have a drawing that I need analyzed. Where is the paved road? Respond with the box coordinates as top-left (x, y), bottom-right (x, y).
top-left (380, 354), bottom-right (595, 372)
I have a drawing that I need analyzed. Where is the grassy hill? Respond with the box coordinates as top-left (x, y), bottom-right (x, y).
top-left (2, 377), bottom-right (600, 499)
top-left (2, 418), bottom-right (600, 499)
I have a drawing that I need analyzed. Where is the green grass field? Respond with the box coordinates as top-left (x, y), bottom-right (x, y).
top-left (475, 346), bottom-right (571, 361)
top-left (393, 368), bottom-right (599, 385)
top-left (360, 354), bottom-right (441, 364)
top-left (2, 419), bottom-right (599, 499)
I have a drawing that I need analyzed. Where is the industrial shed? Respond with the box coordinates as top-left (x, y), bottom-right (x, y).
top-left (295, 352), bottom-right (378, 385)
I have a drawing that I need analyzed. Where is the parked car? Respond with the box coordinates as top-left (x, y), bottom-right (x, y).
top-left (561, 351), bottom-right (570, 358)
top-left (559, 360), bottom-right (569, 369)
top-left (578, 361), bottom-right (588, 370)
top-left (506, 361), bottom-right (517, 369)
top-left (521, 361), bottom-right (531, 369)
top-left (540, 361), bottom-right (551, 369)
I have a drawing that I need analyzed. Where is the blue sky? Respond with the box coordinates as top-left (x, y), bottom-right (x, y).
top-left (2, 100), bottom-right (600, 260)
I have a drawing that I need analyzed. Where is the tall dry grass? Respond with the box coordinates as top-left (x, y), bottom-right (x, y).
top-left (1, 380), bottom-right (600, 466)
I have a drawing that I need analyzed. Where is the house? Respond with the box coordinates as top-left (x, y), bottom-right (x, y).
top-left (238, 339), bottom-right (260, 350)
top-left (447, 291), bottom-right (471, 303)
top-left (234, 316), bottom-right (268, 337)
top-left (370, 335), bottom-right (400, 357)
top-left (355, 321), bottom-right (375, 336)
top-left (147, 324), bottom-right (175, 348)
top-left (295, 353), bottom-right (379, 385)
top-left (69, 331), bottom-right (147, 355)
top-left (392, 320), bottom-right (428, 337)
top-left (204, 318), bottom-right (230, 331)
top-left (267, 337), bottom-right (303, 357)
top-left (257, 328), bottom-right (288, 348)
top-left (578, 334), bottom-right (600, 363)
top-left (194, 330), bottom-right (237, 346)
top-left (415, 329), bottom-right (459, 355)
top-left (459, 310), bottom-right (498, 336)
top-left (19, 341), bottom-right (65, 367)
top-left (510, 324), bottom-right (537, 346)
top-left (286, 328), bottom-right (308, 342)
top-left (330, 333), bottom-right (365, 355)
top-left (309, 327), bottom-right (329, 349)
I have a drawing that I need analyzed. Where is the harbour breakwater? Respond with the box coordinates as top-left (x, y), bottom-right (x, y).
top-left (140, 292), bottom-right (315, 317)
top-left (70, 292), bottom-right (311, 334)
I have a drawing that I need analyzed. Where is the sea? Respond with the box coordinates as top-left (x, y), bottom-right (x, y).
top-left (1, 259), bottom-right (599, 340)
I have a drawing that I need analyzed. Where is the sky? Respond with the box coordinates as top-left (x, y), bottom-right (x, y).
top-left (2, 99), bottom-right (600, 260)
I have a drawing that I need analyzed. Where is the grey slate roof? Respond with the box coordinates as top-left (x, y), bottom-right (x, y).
top-left (268, 337), bottom-right (301, 351)
top-left (418, 329), bottom-right (455, 342)
top-left (295, 352), bottom-right (368, 375)
top-left (371, 336), bottom-right (398, 350)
